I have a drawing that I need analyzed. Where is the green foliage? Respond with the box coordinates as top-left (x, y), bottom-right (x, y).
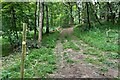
top-left (63, 53), bottom-right (75, 64)
top-left (61, 14), bottom-right (70, 28)
top-left (2, 2), bottom-right (36, 48)
top-left (2, 37), bottom-right (13, 56)
top-left (74, 22), bottom-right (118, 52)
top-left (83, 47), bottom-right (101, 56)
top-left (66, 58), bottom-right (75, 64)
top-left (63, 52), bottom-right (69, 58)
top-left (2, 2), bottom-right (119, 79)
top-left (74, 23), bottom-right (118, 68)
top-left (106, 53), bottom-right (118, 59)
top-left (84, 57), bottom-right (100, 65)
top-left (83, 52), bottom-right (101, 57)
top-left (75, 24), bottom-right (81, 28)
top-left (102, 60), bottom-right (114, 67)
top-left (0, 36), bottom-right (2, 44)
top-left (42, 32), bottom-right (59, 48)
top-left (2, 47), bottom-right (57, 78)
top-left (27, 30), bottom-right (37, 39)
top-left (2, 70), bottom-right (10, 79)
top-left (98, 57), bottom-right (106, 63)
top-left (63, 41), bottom-right (79, 50)
top-left (100, 67), bottom-right (108, 73)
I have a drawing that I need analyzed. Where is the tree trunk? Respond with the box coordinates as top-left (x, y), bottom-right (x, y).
top-left (68, 2), bottom-right (73, 25)
top-left (118, 12), bottom-right (120, 24)
top-left (86, 2), bottom-right (91, 30)
top-left (20, 23), bottom-right (27, 79)
top-left (38, 2), bottom-right (43, 45)
top-left (46, 5), bottom-right (49, 33)
top-left (42, 2), bottom-right (44, 34)
top-left (78, 6), bottom-right (80, 24)
top-left (37, 3), bottom-right (44, 36)
top-left (70, 5), bottom-right (73, 25)
top-left (119, 12), bottom-right (120, 19)
top-left (34, 2), bottom-right (37, 41)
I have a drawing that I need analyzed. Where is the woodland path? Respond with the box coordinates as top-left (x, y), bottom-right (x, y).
top-left (1, 27), bottom-right (118, 78)
top-left (48, 27), bottom-right (118, 78)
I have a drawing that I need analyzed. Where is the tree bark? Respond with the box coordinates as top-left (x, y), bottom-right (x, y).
top-left (70, 5), bottom-right (73, 25)
top-left (68, 2), bottom-right (73, 25)
top-left (78, 6), bottom-right (80, 24)
top-left (46, 5), bottom-right (49, 33)
top-left (86, 2), bottom-right (91, 30)
top-left (38, 2), bottom-right (44, 34)
top-left (34, 2), bottom-right (37, 41)
top-left (42, 2), bottom-right (44, 33)
top-left (38, 2), bottom-right (43, 45)
top-left (20, 23), bottom-right (27, 79)
top-left (119, 12), bottom-right (120, 19)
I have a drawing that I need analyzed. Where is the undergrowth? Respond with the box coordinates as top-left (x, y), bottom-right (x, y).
top-left (74, 22), bottom-right (118, 52)
top-left (2, 48), bottom-right (57, 78)
top-left (2, 32), bottom-right (59, 79)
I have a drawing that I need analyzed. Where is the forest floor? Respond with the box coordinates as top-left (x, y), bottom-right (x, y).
top-left (48, 27), bottom-right (118, 78)
top-left (1, 27), bottom-right (118, 78)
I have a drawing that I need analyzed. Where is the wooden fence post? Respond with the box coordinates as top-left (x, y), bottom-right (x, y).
top-left (20, 23), bottom-right (27, 79)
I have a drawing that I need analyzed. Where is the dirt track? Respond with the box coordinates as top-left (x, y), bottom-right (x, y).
top-left (48, 27), bottom-right (118, 78)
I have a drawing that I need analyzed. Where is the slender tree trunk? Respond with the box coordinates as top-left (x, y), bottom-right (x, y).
top-left (34, 2), bottom-right (37, 41)
top-left (86, 2), bottom-right (91, 30)
top-left (106, 3), bottom-right (110, 21)
top-left (78, 6), bottom-right (80, 24)
top-left (118, 11), bottom-right (120, 24)
top-left (46, 5), bottom-right (49, 33)
top-left (68, 2), bottom-right (73, 25)
top-left (119, 12), bottom-right (120, 19)
top-left (42, 2), bottom-right (44, 34)
top-left (38, 2), bottom-right (40, 30)
top-left (38, 2), bottom-right (43, 45)
top-left (70, 5), bottom-right (73, 25)
top-left (20, 23), bottom-right (27, 79)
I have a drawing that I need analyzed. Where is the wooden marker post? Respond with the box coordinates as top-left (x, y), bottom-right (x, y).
top-left (21, 23), bottom-right (27, 79)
